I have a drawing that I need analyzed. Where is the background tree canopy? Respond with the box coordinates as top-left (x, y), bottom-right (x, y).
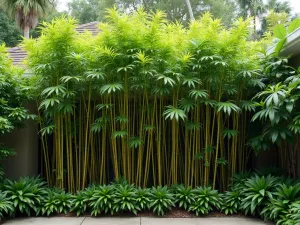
top-left (0, 9), bottom-right (21, 46)
top-left (68, 0), bottom-right (238, 26)
top-left (0, 0), bottom-right (297, 46)
top-left (67, 0), bottom-right (295, 30)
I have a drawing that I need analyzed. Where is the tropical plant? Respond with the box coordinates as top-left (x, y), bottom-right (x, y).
top-left (148, 186), bottom-right (175, 216)
top-left (136, 188), bottom-right (150, 211)
top-left (189, 186), bottom-right (221, 216)
top-left (237, 0), bottom-right (265, 32)
top-left (265, 0), bottom-right (291, 14)
top-left (89, 185), bottom-right (114, 216)
top-left (269, 18), bottom-right (300, 55)
top-left (184, 0), bottom-right (194, 20)
top-left (0, 0), bottom-right (54, 38)
top-left (252, 54), bottom-right (300, 178)
top-left (4, 177), bottom-right (47, 216)
top-left (284, 201), bottom-right (300, 225)
top-left (174, 185), bottom-right (195, 210)
top-left (262, 183), bottom-right (300, 221)
top-left (70, 184), bottom-right (99, 216)
top-left (241, 175), bottom-right (278, 216)
top-left (112, 184), bottom-right (139, 215)
top-left (230, 171), bottom-right (253, 191)
top-left (221, 191), bottom-right (242, 215)
top-left (40, 188), bottom-right (72, 216)
top-left (71, 190), bottom-right (89, 216)
top-left (0, 191), bottom-right (14, 218)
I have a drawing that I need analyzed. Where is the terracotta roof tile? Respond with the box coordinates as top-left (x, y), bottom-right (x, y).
top-left (8, 21), bottom-right (100, 66)
top-left (75, 21), bottom-right (100, 36)
top-left (8, 46), bottom-right (27, 67)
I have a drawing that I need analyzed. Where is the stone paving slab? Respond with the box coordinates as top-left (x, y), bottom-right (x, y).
top-left (3, 216), bottom-right (275, 225)
top-left (141, 218), bottom-right (199, 225)
top-left (141, 217), bottom-right (274, 225)
top-left (3, 217), bottom-right (85, 225)
top-left (82, 217), bottom-right (140, 225)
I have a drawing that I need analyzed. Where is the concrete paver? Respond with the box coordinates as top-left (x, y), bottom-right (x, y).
top-left (141, 217), bottom-right (274, 225)
top-left (141, 218), bottom-right (199, 225)
top-left (3, 217), bottom-right (85, 225)
top-left (82, 217), bottom-right (140, 225)
top-left (3, 216), bottom-right (275, 225)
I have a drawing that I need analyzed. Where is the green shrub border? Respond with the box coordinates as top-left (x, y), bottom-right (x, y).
top-left (0, 173), bottom-right (300, 225)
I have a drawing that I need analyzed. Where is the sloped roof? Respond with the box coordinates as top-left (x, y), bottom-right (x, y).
top-left (267, 28), bottom-right (300, 57)
top-left (75, 21), bottom-right (100, 36)
top-left (8, 46), bottom-right (27, 66)
top-left (8, 21), bottom-right (100, 67)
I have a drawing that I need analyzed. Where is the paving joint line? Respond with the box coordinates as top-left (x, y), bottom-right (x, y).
top-left (80, 216), bottom-right (87, 225)
top-left (140, 216), bottom-right (142, 225)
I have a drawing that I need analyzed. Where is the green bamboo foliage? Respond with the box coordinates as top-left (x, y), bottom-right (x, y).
top-left (24, 10), bottom-right (264, 192)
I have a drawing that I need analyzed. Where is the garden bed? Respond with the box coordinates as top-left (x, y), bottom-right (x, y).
top-left (1, 172), bottom-right (299, 224)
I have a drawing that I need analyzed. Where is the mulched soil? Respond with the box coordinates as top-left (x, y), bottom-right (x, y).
top-left (137, 208), bottom-right (246, 218)
top-left (138, 208), bottom-right (197, 218)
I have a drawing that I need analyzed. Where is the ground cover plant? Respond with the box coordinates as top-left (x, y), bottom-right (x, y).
top-left (3, 177), bottom-right (47, 216)
top-left (0, 173), bottom-right (299, 225)
top-left (23, 9), bottom-right (267, 192)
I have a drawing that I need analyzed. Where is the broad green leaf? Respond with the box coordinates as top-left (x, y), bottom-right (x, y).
top-left (274, 24), bottom-right (287, 39)
top-left (288, 18), bottom-right (300, 34)
top-left (275, 38), bottom-right (287, 56)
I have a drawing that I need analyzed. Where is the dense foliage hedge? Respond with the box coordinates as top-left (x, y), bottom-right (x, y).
top-left (0, 172), bottom-right (300, 225)
top-left (23, 9), bottom-right (270, 192)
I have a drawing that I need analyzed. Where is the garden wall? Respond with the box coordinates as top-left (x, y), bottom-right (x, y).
top-left (0, 103), bottom-right (39, 179)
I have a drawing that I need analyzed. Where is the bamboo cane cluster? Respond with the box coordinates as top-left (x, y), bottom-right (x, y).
top-left (24, 9), bottom-right (265, 192)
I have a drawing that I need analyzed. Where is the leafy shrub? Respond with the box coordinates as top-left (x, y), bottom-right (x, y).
top-left (83, 184), bottom-right (98, 199)
top-left (4, 177), bottom-right (47, 216)
top-left (231, 171), bottom-right (253, 191)
top-left (89, 185), bottom-right (114, 216)
top-left (40, 188), bottom-right (72, 216)
top-left (71, 190), bottom-right (89, 216)
top-left (149, 186), bottom-right (175, 216)
top-left (170, 184), bottom-right (184, 193)
top-left (38, 189), bottom-right (57, 216)
top-left (136, 188), bottom-right (150, 211)
top-left (174, 185), bottom-right (195, 210)
top-left (221, 190), bottom-right (242, 215)
top-left (0, 191), bottom-right (13, 218)
top-left (241, 175), bottom-right (278, 216)
top-left (71, 184), bottom-right (99, 216)
top-left (113, 184), bottom-right (139, 214)
top-left (53, 190), bottom-right (72, 214)
top-left (189, 186), bottom-right (221, 216)
top-left (284, 201), bottom-right (300, 225)
top-left (262, 183), bottom-right (300, 222)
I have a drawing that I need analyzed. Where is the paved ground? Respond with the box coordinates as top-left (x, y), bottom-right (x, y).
top-left (3, 217), bottom-right (274, 225)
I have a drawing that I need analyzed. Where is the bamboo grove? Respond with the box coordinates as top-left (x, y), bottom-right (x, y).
top-left (24, 9), bottom-right (266, 192)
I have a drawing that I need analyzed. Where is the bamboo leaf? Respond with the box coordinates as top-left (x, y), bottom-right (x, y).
top-left (163, 105), bottom-right (186, 121)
